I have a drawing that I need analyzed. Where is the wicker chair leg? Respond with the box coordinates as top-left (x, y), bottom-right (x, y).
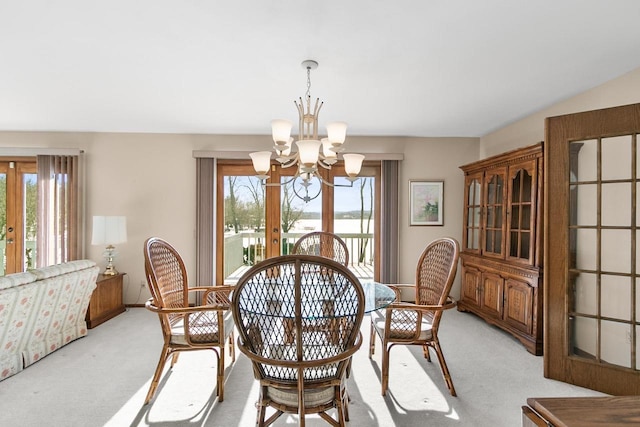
top-left (229, 332), bottom-right (236, 363)
top-left (423, 344), bottom-right (431, 362)
top-left (145, 346), bottom-right (171, 404)
top-left (342, 385), bottom-right (350, 422)
top-left (368, 321), bottom-right (376, 358)
top-left (170, 352), bottom-right (179, 368)
top-left (256, 401), bottom-right (266, 427)
top-left (432, 340), bottom-right (456, 397)
top-left (217, 349), bottom-right (225, 402)
top-left (381, 344), bottom-right (390, 396)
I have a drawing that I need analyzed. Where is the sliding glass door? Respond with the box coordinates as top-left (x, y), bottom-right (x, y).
top-left (216, 161), bottom-right (379, 284)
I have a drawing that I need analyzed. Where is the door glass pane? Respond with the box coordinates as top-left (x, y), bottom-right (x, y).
top-left (512, 172), bottom-right (521, 203)
top-left (23, 173), bottom-right (37, 270)
top-left (571, 139), bottom-right (597, 182)
top-left (601, 274), bottom-right (630, 321)
top-left (571, 184), bottom-right (597, 226)
top-left (602, 183), bottom-right (630, 226)
top-left (573, 273), bottom-right (597, 315)
top-left (521, 170), bottom-right (532, 201)
top-left (574, 229), bottom-right (597, 271)
top-left (602, 135), bottom-right (631, 181)
top-left (333, 175), bottom-right (374, 280)
top-left (223, 176), bottom-right (265, 283)
top-left (472, 179), bottom-right (481, 204)
top-left (520, 232), bottom-right (530, 259)
top-left (601, 320), bottom-right (631, 368)
top-left (601, 229), bottom-right (630, 273)
top-left (282, 175), bottom-right (322, 250)
top-left (468, 228), bottom-right (479, 250)
top-left (571, 316), bottom-right (597, 360)
top-left (510, 206), bottom-right (520, 229)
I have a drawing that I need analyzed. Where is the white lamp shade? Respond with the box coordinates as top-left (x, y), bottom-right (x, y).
top-left (342, 153), bottom-right (365, 177)
top-left (250, 151), bottom-right (272, 175)
top-left (326, 121), bottom-right (348, 145)
top-left (271, 119), bottom-right (293, 144)
top-left (321, 138), bottom-right (337, 159)
top-left (91, 216), bottom-right (127, 246)
top-left (296, 139), bottom-right (321, 166)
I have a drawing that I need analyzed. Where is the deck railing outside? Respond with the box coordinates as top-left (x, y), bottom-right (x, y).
top-left (224, 231), bottom-right (374, 281)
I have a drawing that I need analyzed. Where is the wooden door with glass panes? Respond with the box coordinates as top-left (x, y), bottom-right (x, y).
top-left (0, 160), bottom-right (37, 275)
top-left (462, 171), bottom-right (483, 255)
top-left (483, 166), bottom-right (507, 259)
top-left (546, 102), bottom-right (640, 395)
top-left (506, 159), bottom-right (538, 265)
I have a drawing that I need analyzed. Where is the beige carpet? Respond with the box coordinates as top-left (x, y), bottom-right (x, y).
top-left (0, 307), bottom-right (602, 426)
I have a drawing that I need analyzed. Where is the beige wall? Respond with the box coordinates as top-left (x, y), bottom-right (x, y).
top-left (0, 132), bottom-right (478, 303)
top-left (480, 66), bottom-right (640, 157)
top-left (3, 66), bottom-right (639, 305)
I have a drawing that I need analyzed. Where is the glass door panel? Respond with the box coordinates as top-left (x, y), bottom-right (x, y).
top-left (219, 169), bottom-right (266, 284)
top-left (21, 170), bottom-right (37, 271)
top-left (483, 168), bottom-right (506, 258)
top-left (333, 173), bottom-right (376, 280)
top-left (280, 171), bottom-right (322, 254)
top-left (507, 161), bottom-right (536, 263)
top-left (464, 173), bottom-right (482, 252)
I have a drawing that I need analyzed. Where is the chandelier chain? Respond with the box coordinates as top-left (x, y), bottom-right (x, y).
top-left (306, 66), bottom-right (312, 99)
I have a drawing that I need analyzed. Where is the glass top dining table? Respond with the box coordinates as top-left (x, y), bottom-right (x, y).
top-left (233, 281), bottom-right (396, 317)
top-left (362, 281), bottom-right (396, 313)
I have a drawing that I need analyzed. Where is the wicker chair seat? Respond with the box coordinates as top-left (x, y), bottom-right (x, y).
top-left (169, 310), bottom-right (234, 345)
top-left (370, 309), bottom-right (433, 341)
top-left (267, 385), bottom-right (336, 408)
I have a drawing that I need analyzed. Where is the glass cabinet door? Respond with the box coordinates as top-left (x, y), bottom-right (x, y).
top-left (463, 172), bottom-right (483, 253)
top-left (483, 167), bottom-right (507, 258)
top-left (506, 160), bottom-right (537, 264)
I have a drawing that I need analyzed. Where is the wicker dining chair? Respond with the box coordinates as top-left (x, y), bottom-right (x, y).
top-left (292, 231), bottom-right (349, 267)
top-left (369, 237), bottom-right (460, 396)
top-left (143, 237), bottom-right (235, 404)
top-left (232, 254), bottom-right (365, 427)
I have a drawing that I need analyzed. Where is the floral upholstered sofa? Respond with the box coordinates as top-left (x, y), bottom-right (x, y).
top-left (0, 260), bottom-right (99, 381)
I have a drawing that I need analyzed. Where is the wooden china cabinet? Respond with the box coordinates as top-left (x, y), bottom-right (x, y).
top-left (457, 143), bottom-right (544, 355)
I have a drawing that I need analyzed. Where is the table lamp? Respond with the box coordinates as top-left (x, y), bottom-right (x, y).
top-left (91, 216), bottom-right (127, 275)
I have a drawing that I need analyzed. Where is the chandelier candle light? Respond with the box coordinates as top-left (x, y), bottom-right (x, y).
top-left (250, 60), bottom-right (365, 202)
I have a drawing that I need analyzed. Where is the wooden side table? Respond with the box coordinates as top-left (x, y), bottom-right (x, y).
top-left (523, 396), bottom-right (640, 426)
top-left (86, 273), bottom-right (126, 328)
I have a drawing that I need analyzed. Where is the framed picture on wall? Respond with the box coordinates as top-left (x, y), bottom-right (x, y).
top-left (409, 180), bottom-right (444, 226)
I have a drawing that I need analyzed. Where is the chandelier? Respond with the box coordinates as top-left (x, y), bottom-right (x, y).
top-left (250, 60), bottom-right (365, 202)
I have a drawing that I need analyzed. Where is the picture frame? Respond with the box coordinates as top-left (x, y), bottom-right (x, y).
top-left (409, 180), bottom-right (444, 226)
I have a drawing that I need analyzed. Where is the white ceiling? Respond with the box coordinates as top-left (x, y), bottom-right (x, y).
top-left (1, 1), bottom-right (640, 137)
